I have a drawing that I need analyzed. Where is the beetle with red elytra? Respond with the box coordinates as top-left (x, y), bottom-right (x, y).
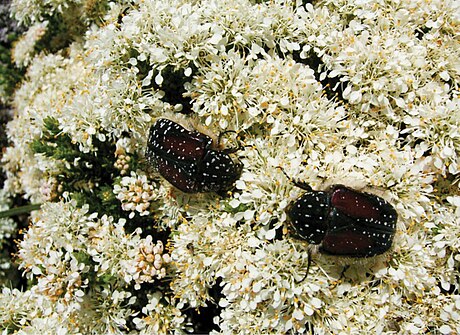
top-left (145, 118), bottom-right (242, 194)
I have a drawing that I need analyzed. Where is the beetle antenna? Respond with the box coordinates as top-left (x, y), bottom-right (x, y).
top-left (218, 130), bottom-right (237, 142)
top-left (276, 166), bottom-right (312, 191)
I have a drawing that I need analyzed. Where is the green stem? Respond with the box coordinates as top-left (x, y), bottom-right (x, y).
top-left (0, 204), bottom-right (42, 218)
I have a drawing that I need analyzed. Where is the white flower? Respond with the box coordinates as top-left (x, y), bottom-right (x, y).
top-left (3, 0), bottom-right (460, 333)
top-left (113, 171), bottom-right (159, 218)
top-left (11, 21), bottom-right (48, 67)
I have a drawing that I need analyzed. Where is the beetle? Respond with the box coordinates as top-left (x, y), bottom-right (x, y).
top-left (145, 118), bottom-right (242, 193)
top-left (286, 180), bottom-right (397, 258)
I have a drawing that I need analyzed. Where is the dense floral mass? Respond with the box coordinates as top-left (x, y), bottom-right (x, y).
top-left (0, 0), bottom-right (459, 333)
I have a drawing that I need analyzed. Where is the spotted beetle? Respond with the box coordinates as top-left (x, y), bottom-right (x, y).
top-left (286, 180), bottom-right (397, 258)
top-left (145, 118), bottom-right (242, 193)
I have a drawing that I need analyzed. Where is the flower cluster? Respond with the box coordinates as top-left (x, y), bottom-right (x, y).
top-left (87, 215), bottom-right (171, 289)
top-left (11, 21), bottom-right (48, 67)
top-left (10, 0), bottom-right (82, 25)
top-left (9, 198), bottom-right (177, 333)
top-left (113, 171), bottom-right (159, 218)
top-left (1, 0), bottom-right (459, 334)
top-left (123, 236), bottom-right (170, 289)
top-left (114, 147), bottom-right (132, 175)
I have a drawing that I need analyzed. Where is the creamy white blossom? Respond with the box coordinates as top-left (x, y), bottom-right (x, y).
top-left (1, 0), bottom-right (459, 333)
top-left (11, 21), bottom-right (48, 67)
top-left (113, 171), bottom-right (160, 218)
